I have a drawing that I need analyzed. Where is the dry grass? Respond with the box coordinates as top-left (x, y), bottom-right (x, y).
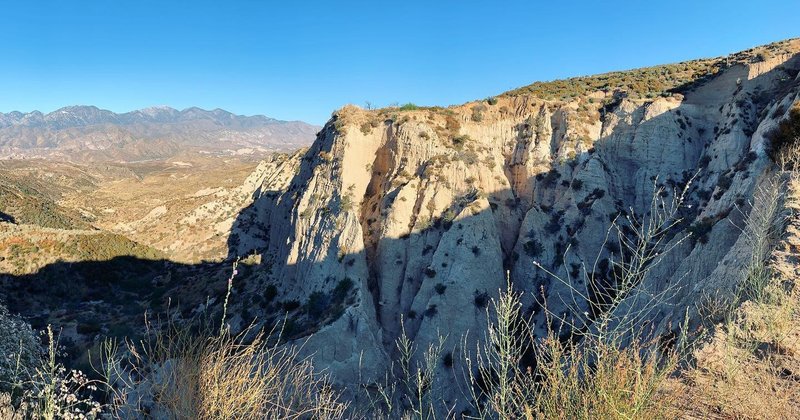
top-left (769, 103), bottom-right (800, 169)
top-left (460, 166), bottom-right (797, 419)
top-left (666, 156), bottom-right (800, 419)
top-left (503, 39), bottom-right (798, 102)
top-left (4, 265), bottom-right (349, 418)
top-left (101, 321), bottom-right (348, 419)
top-left (669, 277), bottom-right (800, 419)
top-left (357, 320), bottom-right (450, 419)
top-left (463, 282), bottom-right (681, 420)
top-left (460, 180), bottom-right (694, 420)
top-left (532, 336), bottom-right (680, 420)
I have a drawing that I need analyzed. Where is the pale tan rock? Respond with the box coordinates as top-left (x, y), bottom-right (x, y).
top-left (234, 43), bottom-right (800, 409)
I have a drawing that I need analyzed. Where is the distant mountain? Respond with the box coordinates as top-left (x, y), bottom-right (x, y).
top-left (0, 106), bottom-right (320, 162)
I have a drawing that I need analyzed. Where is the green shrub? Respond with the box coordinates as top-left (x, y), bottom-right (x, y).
top-left (264, 284), bottom-right (278, 303)
top-left (474, 290), bottom-right (489, 308)
top-left (523, 239), bottom-right (544, 258)
top-left (471, 107), bottom-right (484, 122)
top-left (306, 292), bottom-right (331, 320)
top-left (442, 352), bottom-right (454, 368)
top-left (545, 213), bottom-right (563, 234)
top-left (768, 104), bottom-right (800, 167)
top-left (455, 150), bottom-right (479, 165)
top-left (434, 283), bottom-right (447, 295)
top-left (715, 173), bottom-right (734, 199)
top-left (76, 321), bottom-right (102, 335)
top-left (588, 188), bottom-right (606, 200)
top-left (452, 135), bottom-right (471, 150)
top-left (340, 192), bottom-right (354, 212)
top-left (688, 217), bottom-right (716, 244)
top-left (281, 300), bottom-right (301, 312)
top-left (538, 169), bottom-right (561, 188)
top-left (424, 305), bottom-right (438, 318)
top-left (333, 278), bottom-right (354, 301)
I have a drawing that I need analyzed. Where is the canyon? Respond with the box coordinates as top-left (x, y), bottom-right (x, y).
top-left (217, 39), bottom-right (800, 409)
top-left (2, 38), bottom-right (800, 416)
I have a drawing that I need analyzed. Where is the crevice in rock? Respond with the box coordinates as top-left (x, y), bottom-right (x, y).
top-left (359, 122), bottom-right (396, 326)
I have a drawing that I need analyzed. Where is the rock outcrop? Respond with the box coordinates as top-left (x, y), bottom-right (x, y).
top-left (231, 39), bottom-right (800, 410)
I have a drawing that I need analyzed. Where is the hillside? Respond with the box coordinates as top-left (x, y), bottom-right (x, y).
top-left (0, 153), bottom-right (298, 263)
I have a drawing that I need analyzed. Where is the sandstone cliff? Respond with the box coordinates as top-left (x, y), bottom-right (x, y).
top-left (229, 39), bottom-right (800, 408)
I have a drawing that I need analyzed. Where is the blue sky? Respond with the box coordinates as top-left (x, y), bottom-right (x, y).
top-left (0, 1), bottom-right (797, 125)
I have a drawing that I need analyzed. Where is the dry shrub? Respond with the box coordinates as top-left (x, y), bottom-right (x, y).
top-left (534, 337), bottom-right (680, 419)
top-left (2, 325), bottom-right (103, 419)
top-left (102, 321), bottom-right (347, 419)
top-left (671, 279), bottom-right (800, 419)
top-left (466, 283), bottom-right (680, 420)
top-left (769, 103), bottom-right (800, 169)
top-left (463, 180), bottom-right (691, 419)
top-left (358, 323), bottom-right (449, 419)
top-left (668, 160), bottom-right (800, 418)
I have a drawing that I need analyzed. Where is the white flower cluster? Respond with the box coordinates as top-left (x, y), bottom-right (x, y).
top-left (25, 366), bottom-right (102, 419)
top-left (1, 308), bottom-right (103, 418)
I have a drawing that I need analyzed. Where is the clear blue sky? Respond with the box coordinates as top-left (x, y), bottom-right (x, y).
top-left (0, 1), bottom-right (797, 125)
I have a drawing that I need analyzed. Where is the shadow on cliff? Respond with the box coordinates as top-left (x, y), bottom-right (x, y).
top-left (224, 55), bottom-right (799, 351)
top-left (1, 57), bottom-right (796, 377)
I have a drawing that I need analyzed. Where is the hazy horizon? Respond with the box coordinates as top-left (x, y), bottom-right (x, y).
top-left (0, 104), bottom-right (317, 124)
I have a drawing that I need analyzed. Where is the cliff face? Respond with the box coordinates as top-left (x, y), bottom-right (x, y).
top-left (234, 40), bottom-right (800, 401)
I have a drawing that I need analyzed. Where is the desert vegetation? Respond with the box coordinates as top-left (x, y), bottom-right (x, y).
top-left (0, 228), bottom-right (164, 275)
top-left (504, 60), bottom-right (721, 101)
top-left (503, 39), bottom-right (797, 101)
top-left (0, 278), bottom-right (349, 419)
top-left (0, 179), bottom-right (90, 230)
top-left (768, 102), bottom-right (800, 168)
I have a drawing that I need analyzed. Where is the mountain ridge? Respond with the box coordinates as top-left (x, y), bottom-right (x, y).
top-left (0, 105), bottom-right (320, 162)
top-left (0, 105), bottom-right (309, 129)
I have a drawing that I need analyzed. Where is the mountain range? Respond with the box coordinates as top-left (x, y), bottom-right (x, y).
top-left (0, 105), bottom-right (319, 161)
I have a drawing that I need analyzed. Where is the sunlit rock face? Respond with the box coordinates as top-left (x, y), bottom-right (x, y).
top-left (234, 40), bottom-right (800, 409)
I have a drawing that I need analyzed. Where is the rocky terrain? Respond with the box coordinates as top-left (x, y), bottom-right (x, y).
top-left (2, 39), bottom-right (800, 417)
top-left (203, 38), bottom-right (800, 409)
top-left (0, 105), bottom-right (319, 162)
